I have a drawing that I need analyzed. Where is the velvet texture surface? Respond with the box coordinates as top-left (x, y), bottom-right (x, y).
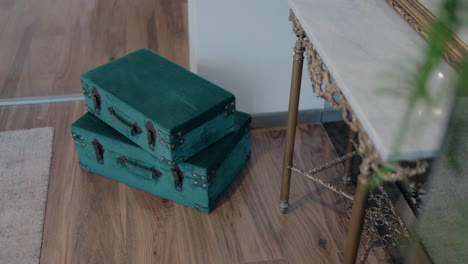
top-left (80, 49), bottom-right (236, 162)
top-left (72, 112), bottom-right (251, 213)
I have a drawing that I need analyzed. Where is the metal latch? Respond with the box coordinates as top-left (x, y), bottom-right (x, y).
top-left (146, 121), bottom-right (156, 150)
top-left (171, 166), bottom-right (184, 191)
top-left (92, 87), bottom-right (101, 112)
top-left (92, 139), bottom-right (104, 164)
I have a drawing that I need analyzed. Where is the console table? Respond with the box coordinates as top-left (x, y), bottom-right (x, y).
top-left (279, 0), bottom-right (456, 263)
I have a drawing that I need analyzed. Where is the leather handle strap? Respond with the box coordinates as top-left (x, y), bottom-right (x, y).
top-left (117, 156), bottom-right (162, 179)
top-left (107, 106), bottom-right (142, 136)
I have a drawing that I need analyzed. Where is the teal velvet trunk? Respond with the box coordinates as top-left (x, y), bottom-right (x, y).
top-left (80, 49), bottom-right (236, 163)
top-left (72, 112), bottom-right (251, 213)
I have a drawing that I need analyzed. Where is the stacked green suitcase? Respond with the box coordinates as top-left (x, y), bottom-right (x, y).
top-left (72, 49), bottom-right (251, 213)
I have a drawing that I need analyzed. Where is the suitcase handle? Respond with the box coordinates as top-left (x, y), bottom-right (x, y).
top-left (117, 156), bottom-right (162, 179)
top-left (107, 106), bottom-right (142, 136)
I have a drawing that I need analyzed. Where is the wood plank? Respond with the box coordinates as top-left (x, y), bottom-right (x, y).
top-left (0, 0), bottom-right (189, 99)
top-left (0, 103), bottom-right (390, 263)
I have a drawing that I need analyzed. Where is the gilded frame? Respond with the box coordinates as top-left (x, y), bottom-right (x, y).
top-left (385, 0), bottom-right (467, 66)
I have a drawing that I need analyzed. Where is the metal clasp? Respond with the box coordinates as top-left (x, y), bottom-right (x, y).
top-left (92, 139), bottom-right (104, 164)
top-left (92, 87), bottom-right (101, 113)
top-left (171, 166), bottom-right (184, 191)
top-left (146, 121), bottom-right (156, 150)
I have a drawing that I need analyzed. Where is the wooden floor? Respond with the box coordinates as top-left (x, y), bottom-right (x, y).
top-left (1, 0), bottom-right (392, 262)
top-left (0, 0), bottom-right (188, 98)
top-left (0, 103), bottom-right (391, 264)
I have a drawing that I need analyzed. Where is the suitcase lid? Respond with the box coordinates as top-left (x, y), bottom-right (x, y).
top-left (72, 111), bottom-right (251, 178)
top-left (80, 49), bottom-right (235, 136)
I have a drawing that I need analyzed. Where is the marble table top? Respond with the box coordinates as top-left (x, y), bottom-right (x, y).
top-left (289, 0), bottom-right (457, 161)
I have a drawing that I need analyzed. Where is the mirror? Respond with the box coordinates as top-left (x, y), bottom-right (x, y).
top-left (384, 0), bottom-right (467, 66)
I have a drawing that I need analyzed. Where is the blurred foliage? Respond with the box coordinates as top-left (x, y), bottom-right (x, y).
top-left (368, 0), bottom-right (467, 189)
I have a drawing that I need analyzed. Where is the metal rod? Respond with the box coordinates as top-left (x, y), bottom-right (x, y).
top-left (287, 145), bottom-right (359, 201)
top-left (290, 165), bottom-right (355, 201)
top-left (343, 130), bottom-right (357, 184)
top-left (279, 37), bottom-right (305, 213)
top-left (303, 150), bottom-right (360, 176)
top-left (360, 232), bottom-right (376, 264)
top-left (343, 178), bottom-right (370, 264)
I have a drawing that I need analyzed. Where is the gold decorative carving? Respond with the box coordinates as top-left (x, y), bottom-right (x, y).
top-left (353, 185), bottom-right (410, 262)
top-left (291, 14), bottom-right (379, 182)
top-left (289, 10), bottom-right (307, 62)
top-left (289, 10), bottom-right (305, 39)
top-left (370, 160), bottom-right (429, 182)
top-left (385, 0), bottom-right (467, 67)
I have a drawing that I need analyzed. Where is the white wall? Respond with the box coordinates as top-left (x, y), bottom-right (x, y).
top-left (188, 0), bottom-right (323, 114)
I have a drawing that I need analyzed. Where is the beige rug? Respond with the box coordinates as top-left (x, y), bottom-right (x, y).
top-left (0, 127), bottom-right (54, 264)
top-left (418, 98), bottom-right (467, 263)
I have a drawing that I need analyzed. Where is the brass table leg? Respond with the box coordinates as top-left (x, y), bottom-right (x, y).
top-left (279, 36), bottom-right (306, 214)
top-left (343, 177), bottom-right (370, 264)
top-left (343, 130), bottom-right (357, 185)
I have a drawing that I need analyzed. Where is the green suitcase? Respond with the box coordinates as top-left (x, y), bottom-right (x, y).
top-left (71, 112), bottom-right (251, 213)
top-left (80, 49), bottom-right (236, 164)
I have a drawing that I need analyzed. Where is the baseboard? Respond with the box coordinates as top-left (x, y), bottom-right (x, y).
top-left (1, 95), bottom-right (343, 128)
top-left (321, 108), bottom-right (343, 123)
top-left (251, 109), bottom-right (321, 128)
top-left (0, 94), bottom-right (84, 106)
top-left (251, 108), bottom-right (344, 128)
